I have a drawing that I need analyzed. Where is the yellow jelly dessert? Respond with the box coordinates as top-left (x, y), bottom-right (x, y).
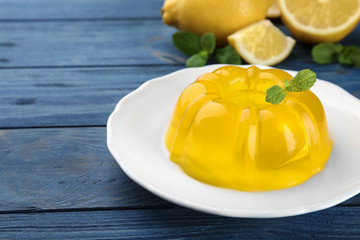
top-left (165, 65), bottom-right (332, 191)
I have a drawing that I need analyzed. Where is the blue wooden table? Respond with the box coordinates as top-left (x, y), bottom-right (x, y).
top-left (0, 0), bottom-right (360, 239)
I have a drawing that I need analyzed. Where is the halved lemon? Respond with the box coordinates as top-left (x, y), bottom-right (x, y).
top-left (227, 20), bottom-right (295, 66)
top-left (278, 0), bottom-right (360, 43)
top-left (267, 0), bottom-right (281, 18)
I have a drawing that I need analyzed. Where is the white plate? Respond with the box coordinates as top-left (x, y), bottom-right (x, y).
top-left (107, 64), bottom-right (360, 218)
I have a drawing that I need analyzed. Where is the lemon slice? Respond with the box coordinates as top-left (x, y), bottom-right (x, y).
top-left (267, 0), bottom-right (281, 18)
top-left (227, 20), bottom-right (295, 66)
top-left (278, 0), bottom-right (360, 43)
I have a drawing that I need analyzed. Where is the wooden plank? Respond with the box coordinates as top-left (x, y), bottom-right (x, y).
top-left (0, 66), bottom-right (182, 128)
top-left (0, 19), bottom-right (358, 68)
top-left (0, 64), bottom-right (359, 129)
top-left (0, 207), bottom-right (360, 239)
top-left (0, 127), bottom-right (358, 212)
top-left (0, 0), bottom-right (163, 20)
top-left (0, 127), bottom-right (172, 212)
top-left (0, 20), bottom-right (184, 67)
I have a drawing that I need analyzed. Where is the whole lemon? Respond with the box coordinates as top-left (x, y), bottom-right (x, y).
top-left (162, 0), bottom-right (273, 46)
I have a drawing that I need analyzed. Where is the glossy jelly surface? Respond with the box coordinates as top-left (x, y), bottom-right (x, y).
top-left (165, 66), bottom-right (332, 191)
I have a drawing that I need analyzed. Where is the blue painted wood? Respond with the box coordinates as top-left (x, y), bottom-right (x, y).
top-left (0, 19), bottom-right (358, 68)
top-left (0, 207), bottom-right (360, 239)
top-left (0, 127), bottom-right (358, 212)
top-left (0, 0), bottom-right (163, 19)
top-left (0, 0), bottom-right (359, 238)
top-left (0, 127), bottom-right (173, 211)
top-left (0, 66), bottom-right (182, 128)
top-left (0, 64), bottom-right (359, 128)
top-left (0, 20), bottom-right (182, 67)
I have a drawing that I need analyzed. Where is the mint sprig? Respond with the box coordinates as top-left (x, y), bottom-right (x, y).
top-left (265, 69), bottom-right (317, 104)
top-left (215, 45), bottom-right (242, 65)
top-left (288, 69), bottom-right (317, 92)
top-left (172, 31), bottom-right (242, 67)
top-left (186, 51), bottom-right (207, 67)
top-left (312, 42), bottom-right (360, 68)
top-left (265, 85), bottom-right (287, 105)
top-left (339, 46), bottom-right (360, 68)
top-left (172, 31), bottom-right (201, 56)
top-left (200, 33), bottom-right (216, 55)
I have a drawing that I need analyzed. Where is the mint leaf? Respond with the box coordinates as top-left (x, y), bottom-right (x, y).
top-left (201, 33), bottom-right (216, 54)
top-left (266, 69), bottom-right (317, 105)
top-left (338, 48), bottom-right (353, 65)
top-left (266, 85), bottom-right (287, 104)
top-left (289, 69), bottom-right (316, 92)
top-left (186, 52), bottom-right (207, 67)
top-left (312, 42), bottom-right (360, 68)
top-left (172, 31), bottom-right (201, 56)
top-left (215, 45), bottom-right (242, 64)
top-left (312, 42), bottom-right (343, 64)
top-left (338, 55), bottom-right (353, 65)
top-left (338, 46), bottom-right (358, 65)
top-left (344, 46), bottom-right (360, 68)
top-left (283, 79), bottom-right (291, 91)
top-left (198, 50), bottom-right (208, 59)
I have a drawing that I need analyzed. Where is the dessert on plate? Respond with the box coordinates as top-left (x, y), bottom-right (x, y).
top-left (165, 65), bottom-right (332, 191)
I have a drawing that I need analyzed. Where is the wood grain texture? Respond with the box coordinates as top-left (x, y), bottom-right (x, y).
top-left (0, 18), bottom-right (358, 68)
top-left (0, 0), bottom-right (163, 20)
top-left (0, 0), bottom-right (359, 238)
top-left (0, 127), bottom-right (173, 212)
top-left (0, 20), bottom-right (182, 67)
top-left (0, 127), bottom-right (358, 212)
top-left (0, 64), bottom-right (359, 129)
top-left (0, 66), bottom-right (182, 128)
top-left (0, 207), bottom-right (360, 239)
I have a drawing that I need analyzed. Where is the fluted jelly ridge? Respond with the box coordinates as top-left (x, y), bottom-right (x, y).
top-left (165, 65), bottom-right (332, 191)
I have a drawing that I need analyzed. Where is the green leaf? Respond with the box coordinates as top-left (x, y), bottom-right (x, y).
top-left (343, 46), bottom-right (360, 68)
top-left (201, 33), bottom-right (216, 54)
top-left (266, 69), bottom-right (317, 105)
top-left (312, 42), bottom-right (343, 64)
top-left (186, 52), bottom-right (207, 67)
top-left (214, 46), bottom-right (242, 64)
top-left (172, 31), bottom-right (201, 56)
top-left (289, 69), bottom-right (317, 92)
top-left (338, 46), bottom-right (355, 65)
top-left (198, 50), bottom-right (209, 59)
top-left (350, 47), bottom-right (360, 68)
top-left (283, 79), bottom-right (291, 91)
top-left (265, 85), bottom-right (287, 104)
top-left (338, 53), bottom-right (353, 65)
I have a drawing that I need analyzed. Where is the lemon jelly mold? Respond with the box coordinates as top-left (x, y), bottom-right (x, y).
top-left (165, 65), bottom-right (332, 191)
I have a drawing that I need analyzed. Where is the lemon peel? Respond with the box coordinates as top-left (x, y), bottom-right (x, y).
top-left (162, 0), bottom-right (273, 46)
top-left (227, 20), bottom-right (295, 66)
top-left (278, 0), bottom-right (360, 43)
